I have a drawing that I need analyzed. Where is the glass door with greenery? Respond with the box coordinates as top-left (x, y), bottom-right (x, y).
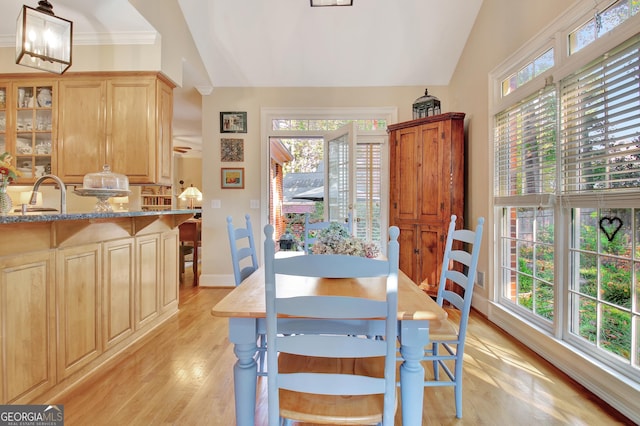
top-left (267, 115), bottom-right (389, 250)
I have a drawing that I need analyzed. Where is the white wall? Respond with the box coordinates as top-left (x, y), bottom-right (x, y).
top-left (198, 86), bottom-right (450, 286)
top-left (0, 43), bottom-right (161, 74)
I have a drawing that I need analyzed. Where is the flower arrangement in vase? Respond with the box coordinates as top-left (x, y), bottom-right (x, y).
top-left (311, 222), bottom-right (380, 258)
top-left (0, 152), bottom-right (22, 215)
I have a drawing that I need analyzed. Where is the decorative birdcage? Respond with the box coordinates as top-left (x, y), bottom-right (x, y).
top-left (412, 88), bottom-right (441, 119)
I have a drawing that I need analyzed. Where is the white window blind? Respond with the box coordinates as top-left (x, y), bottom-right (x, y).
top-left (561, 34), bottom-right (640, 194)
top-left (355, 143), bottom-right (381, 241)
top-left (494, 87), bottom-right (557, 199)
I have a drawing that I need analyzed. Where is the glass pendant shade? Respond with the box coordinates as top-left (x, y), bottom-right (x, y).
top-left (16, 3), bottom-right (73, 74)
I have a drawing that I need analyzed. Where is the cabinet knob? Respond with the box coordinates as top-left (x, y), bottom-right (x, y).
top-left (414, 248), bottom-right (420, 254)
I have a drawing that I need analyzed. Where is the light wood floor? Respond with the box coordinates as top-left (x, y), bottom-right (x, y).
top-left (54, 271), bottom-right (633, 425)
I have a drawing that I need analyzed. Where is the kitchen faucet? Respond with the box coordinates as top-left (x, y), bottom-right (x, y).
top-left (30, 174), bottom-right (67, 214)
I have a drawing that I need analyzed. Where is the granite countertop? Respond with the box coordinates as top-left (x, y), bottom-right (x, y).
top-left (0, 209), bottom-right (198, 224)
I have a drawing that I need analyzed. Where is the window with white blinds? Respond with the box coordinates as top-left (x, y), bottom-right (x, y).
top-left (561, 34), bottom-right (640, 194)
top-left (494, 87), bottom-right (557, 200)
top-left (355, 143), bottom-right (382, 242)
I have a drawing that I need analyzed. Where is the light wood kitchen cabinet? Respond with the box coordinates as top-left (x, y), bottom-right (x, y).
top-left (56, 243), bottom-right (102, 380)
top-left (161, 230), bottom-right (179, 311)
top-left (57, 78), bottom-right (106, 182)
top-left (0, 213), bottom-right (188, 404)
top-left (102, 238), bottom-right (135, 350)
top-left (0, 83), bottom-right (7, 156)
top-left (0, 78), bottom-right (57, 183)
top-left (136, 234), bottom-right (160, 328)
top-left (57, 73), bottom-right (174, 185)
top-left (0, 250), bottom-right (56, 404)
top-left (388, 113), bottom-right (465, 296)
top-left (157, 79), bottom-right (173, 185)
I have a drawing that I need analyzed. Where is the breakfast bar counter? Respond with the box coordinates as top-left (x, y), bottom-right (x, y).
top-left (0, 210), bottom-right (195, 404)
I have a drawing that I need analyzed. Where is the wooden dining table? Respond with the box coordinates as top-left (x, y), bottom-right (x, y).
top-left (211, 264), bottom-right (447, 426)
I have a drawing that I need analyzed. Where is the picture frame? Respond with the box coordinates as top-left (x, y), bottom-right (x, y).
top-left (221, 138), bottom-right (244, 162)
top-left (221, 167), bottom-right (245, 189)
top-left (220, 111), bottom-right (247, 133)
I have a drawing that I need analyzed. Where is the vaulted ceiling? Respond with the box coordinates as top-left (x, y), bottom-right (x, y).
top-left (0, 0), bottom-right (483, 156)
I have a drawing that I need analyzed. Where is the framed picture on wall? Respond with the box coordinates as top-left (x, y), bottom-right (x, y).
top-left (221, 138), bottom-right (244, 161)
top-left (220, 111), bottom-right (247, 133)
top-left (221, 167), bottom-right (244, 189)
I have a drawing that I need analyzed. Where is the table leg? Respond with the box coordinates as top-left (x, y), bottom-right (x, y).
top-left (398, 320), bottom-right (430, 426)
top-left (229, 318), bottom-right (258, 426)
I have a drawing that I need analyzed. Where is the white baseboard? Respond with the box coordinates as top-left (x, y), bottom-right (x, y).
top-left (198, 273), bottom-right (235, 287)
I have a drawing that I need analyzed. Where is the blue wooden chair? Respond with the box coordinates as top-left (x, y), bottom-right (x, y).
top-left (303, 212), bottom-right (353, 254)
top-left (226, 214), bottom-right (265, 375)
top-left (264, 224), bottom-right (400, 425)
top-left (226, 214), bottom-right (259, 286)
top-left (420, 215), bottom-right (484, 419)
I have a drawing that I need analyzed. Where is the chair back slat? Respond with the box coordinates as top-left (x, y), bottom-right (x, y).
top-left (277, 296), bottom-right (387, 319)
top-left (280, 373), bottom-right (386, 396)
top-left (227, 214), bottom-right (259, 286)
top-left (274, 253), bottom-right (390, 278)
top-left (436, 215), bottom-right (484, 310)
top-left (278, 334), bottom-right (388, 358)
top-left (264, 224), bottom-right (399, 425)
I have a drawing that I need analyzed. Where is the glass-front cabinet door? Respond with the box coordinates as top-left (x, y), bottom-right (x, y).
top-left (0, 85), bottom-right (6, 154)
top-left (15, 83), bottom-right (54, 181)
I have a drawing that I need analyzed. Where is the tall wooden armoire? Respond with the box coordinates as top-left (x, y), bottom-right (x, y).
top-left (388, 112), bottom-right (465, 296)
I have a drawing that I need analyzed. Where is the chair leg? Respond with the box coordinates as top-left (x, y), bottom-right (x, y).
top-left (454, 358), bottom-right (463, 418)
top-left (432, 342), bottom-right (439, 381)
top-left (256, 333), bottom-right (267, 376)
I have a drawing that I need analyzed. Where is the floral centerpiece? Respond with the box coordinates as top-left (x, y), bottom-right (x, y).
top-left (311, 222), bottom-right (380, 258)
top-left (0, 152), bottom-right (21, 215)
top-left (0, 152), bottom-right (21, 185)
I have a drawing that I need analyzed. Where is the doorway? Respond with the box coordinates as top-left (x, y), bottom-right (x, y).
top-left (261, 108), bottom-right (396, 251)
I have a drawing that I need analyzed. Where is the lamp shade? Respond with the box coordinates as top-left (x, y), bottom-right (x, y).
top-left (16, 2), bottom-right (73, 74)
top-left (179, 185), bottom-right (202, 200)
top-left (179, 185), bottom-right (202, 209)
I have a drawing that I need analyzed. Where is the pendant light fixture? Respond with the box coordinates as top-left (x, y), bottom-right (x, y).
top-left (310, 0), bottom-right (353, 6)
top-left (16, 0), bottom-right (73, 74)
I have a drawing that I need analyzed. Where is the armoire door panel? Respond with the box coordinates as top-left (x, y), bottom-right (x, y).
top-left (395, 128), bottom-right (420, 221)
top-left (418, 123), bottom-right (443, 220)
top-left (397, 224), bottom-right (417, 284)
top-left (417, 226), bottom-right (443, 293)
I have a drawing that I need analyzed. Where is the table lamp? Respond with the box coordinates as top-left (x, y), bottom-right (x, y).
top-left (179, 184), bottom-right (202, 209)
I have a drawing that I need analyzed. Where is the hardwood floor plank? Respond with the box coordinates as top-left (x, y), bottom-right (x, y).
top-left (53, 273), bottom-right (633, 425)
